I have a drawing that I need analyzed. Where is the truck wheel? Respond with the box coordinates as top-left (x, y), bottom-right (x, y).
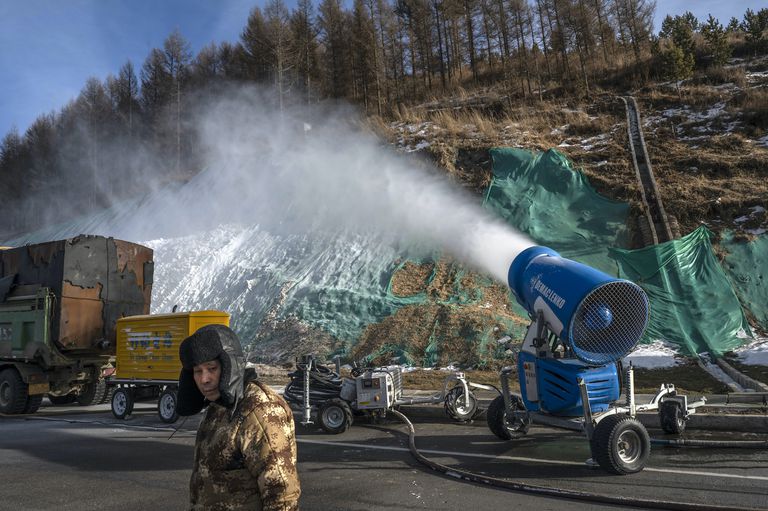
top-left (111, 388), bottom-right (135, 419)
top-left (444, 385), bottom-right (478, 421)
top-left (22, 394), bottom-right (44, 414)
top-left (318, 398), bottom-right (353, 434)
top-left (486, 394), bottom-right (529, 440)
top-left (157, 388), bottom-right (179, 424)
top-left (0, 368), bottom-right (28, 414)
top-left (659, 400), bottom-right (686, 434)
top-left (48, 394), bottom-right (78, 405)
top-left (77, 379), bottom-right (107, 406)
top-left (590, 414), bottom-right (650, 475)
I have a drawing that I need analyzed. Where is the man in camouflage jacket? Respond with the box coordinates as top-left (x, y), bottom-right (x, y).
top-left (178, 324), bottom-right (300, 510)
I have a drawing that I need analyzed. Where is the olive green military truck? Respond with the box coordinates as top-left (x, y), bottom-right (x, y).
top-left (0, 235), bottom-right (153, 414)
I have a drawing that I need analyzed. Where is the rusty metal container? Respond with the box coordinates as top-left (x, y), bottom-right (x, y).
top-left (0, 235), bottom-right (153, 355)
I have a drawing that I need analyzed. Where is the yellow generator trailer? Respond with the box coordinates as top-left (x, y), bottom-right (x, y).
top-left (109, 310), bottom-right (230, 423)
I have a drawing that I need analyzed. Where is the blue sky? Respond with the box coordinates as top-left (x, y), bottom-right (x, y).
top-left (0, 0), bottom-right (764, 139)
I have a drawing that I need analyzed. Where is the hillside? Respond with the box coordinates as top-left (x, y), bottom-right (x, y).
top-left (2, 56), bottom-right (766, 372)
top-left (347, 54), bottom-right (768, 367)
top-left (386, 56), bottom-right (768, 243)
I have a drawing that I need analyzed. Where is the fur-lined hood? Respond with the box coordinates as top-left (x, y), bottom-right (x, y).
top-left (177, 324), bottom-right (253, 417)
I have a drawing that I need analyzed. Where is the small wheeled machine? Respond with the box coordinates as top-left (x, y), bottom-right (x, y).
top-left (287, 356), bottom-right (495, 434)
top-left (486, 246), bottom-right (704, 474)
top-left (107, 310), bottom-right (230, 423)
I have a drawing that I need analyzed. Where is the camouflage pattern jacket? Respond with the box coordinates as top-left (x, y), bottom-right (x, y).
top-left (189, 381), bottom-right (301, 510)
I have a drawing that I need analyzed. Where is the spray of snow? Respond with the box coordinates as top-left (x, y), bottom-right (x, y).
top-left (179, 87), bottom-right (533, 283)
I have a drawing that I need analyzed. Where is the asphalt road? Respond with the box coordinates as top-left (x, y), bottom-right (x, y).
top-left (1, 401), bottom-right (767, 511)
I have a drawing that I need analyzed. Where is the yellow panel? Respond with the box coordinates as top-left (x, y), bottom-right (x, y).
top-left (115, 311), bottom-right (231, 381)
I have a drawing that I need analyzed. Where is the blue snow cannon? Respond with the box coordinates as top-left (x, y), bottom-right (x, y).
top-left (507, 246), bottom-right (650, 416)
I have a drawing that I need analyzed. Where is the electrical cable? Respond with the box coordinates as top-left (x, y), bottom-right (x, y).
top-left (391, 408), bottom-right (762, 511)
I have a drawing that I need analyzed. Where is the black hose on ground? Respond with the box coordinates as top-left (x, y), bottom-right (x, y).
top-left (652, 438), bottom-right (768, 448)
top-left (391, 408), bottom-right (760, 511)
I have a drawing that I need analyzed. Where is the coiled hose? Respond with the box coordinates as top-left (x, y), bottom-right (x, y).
top-left (283, 362), bottom-right (343, 406)
top-left (391, 409), bottom-right (761, 511)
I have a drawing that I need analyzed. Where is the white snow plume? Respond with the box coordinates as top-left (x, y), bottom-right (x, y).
top-left (4, 87), bottom-right (532, 283)
top-left (177, 87), bottom-right (533, 284)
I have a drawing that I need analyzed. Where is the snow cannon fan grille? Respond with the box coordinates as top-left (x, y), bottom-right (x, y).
top-left (569, 281), bottom-right (649, 365)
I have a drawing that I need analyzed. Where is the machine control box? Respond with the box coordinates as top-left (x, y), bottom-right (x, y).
top-left (356, 370), bottom-right (396, 410)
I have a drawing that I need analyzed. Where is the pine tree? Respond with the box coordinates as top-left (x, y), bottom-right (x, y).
top-left (264, 0), bottom-right (294, 110)
top-left (290, 0), bottom-right (321, 104)
top-left (661, 44), bottom-right (694, 99)
top-left (701, 15), bottom-right (731, 67)
top-left (241, 7), bottom-right (271, 82)
top-left (318, 0), bottom-right (352, 98)
top-left (742, 8), bottom-right (768, 55)
top-left (162, 30), bottom-right (192, 175)
top-left (107, 61), bottom-right (141, 134)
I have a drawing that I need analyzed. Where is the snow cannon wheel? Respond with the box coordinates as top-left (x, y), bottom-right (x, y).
top-left (486, 395), bottom-right (529, 440)
top-left (444, 385), bottom-right (478, 422)
top-left (318, 398), bottom-right (353, 434)
top-left (111, 388), bottom-right (135, 420)
top-left (659, 400), bottom-right (686, 435)
top-left (590, 414), bottom-right (650, 475)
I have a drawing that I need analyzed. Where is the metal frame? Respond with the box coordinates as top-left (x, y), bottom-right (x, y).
top-left (498, 357), bottom-right (707, 440)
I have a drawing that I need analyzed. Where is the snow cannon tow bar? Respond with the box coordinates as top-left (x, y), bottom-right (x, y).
top-left (488, 245), bottom-right (705, 475)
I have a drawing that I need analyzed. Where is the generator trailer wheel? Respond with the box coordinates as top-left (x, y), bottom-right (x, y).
top-left (318, 398), bottom-right (353, 434)
top-left (111, 388), bottom-right (135, 420)
top-left (157, 388), bottom-right (179, 423)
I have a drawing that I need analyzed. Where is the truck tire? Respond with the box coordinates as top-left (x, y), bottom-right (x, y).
top-left (0, 368), bottom-right (28, 414)
top-left (77, 378), bottom-right (107, 406)
top-left (23, 394), bottom-right (44, 414)
top-left (111, 388), bottom-right (135, 419)
top-left (157, 388), bottom-right (179, 423)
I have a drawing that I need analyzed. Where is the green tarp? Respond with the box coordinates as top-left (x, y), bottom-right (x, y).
top-left (609, 227), bottom-right (751, 356)
top-left (721, 231), bottom-right (768, 331)
top-left (485, 148), bottom-right (630, 275)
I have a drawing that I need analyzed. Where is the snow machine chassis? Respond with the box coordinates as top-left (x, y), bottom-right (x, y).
top-left (490, 364), bottom-right (707, 475)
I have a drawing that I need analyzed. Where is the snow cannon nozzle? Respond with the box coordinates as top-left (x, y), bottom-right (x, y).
top-left (507, 246), bottom-right (649, 365)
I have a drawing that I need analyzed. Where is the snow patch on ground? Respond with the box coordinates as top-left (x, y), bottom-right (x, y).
top-left (734, 335), bottom-right (768, 366)
top-left (622, 340), bottom-right (681, 369)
